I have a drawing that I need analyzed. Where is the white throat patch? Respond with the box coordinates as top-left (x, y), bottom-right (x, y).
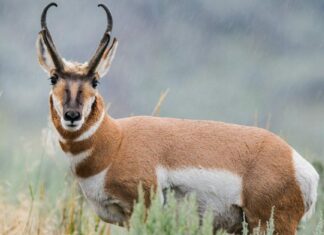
top-left (75, 110), bottom-right (105, 142)
top-left (66, 148), bottom-right (93, 174)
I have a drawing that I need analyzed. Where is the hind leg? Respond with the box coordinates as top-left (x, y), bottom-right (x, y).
top-left (244, 210), bottom-right (300, 235)
top-left (242, 175), bottom-right (304, 234)
top-left (243, 187), bottom-right (304, 235)
top-left (272, 213), bottom-right (300, 235)
top-left (241, 147), bottom-right (305, 234)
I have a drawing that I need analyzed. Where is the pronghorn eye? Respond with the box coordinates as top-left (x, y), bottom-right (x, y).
top-left (50, 75), bottom-right (58, 85)
top-left (92, 79), bottom-right (99, 88)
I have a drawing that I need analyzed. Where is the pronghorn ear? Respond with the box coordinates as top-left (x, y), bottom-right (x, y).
top-left (36, 33), bottom-right (56, 75)
top-left (95, 38), bottom-right (118, 78)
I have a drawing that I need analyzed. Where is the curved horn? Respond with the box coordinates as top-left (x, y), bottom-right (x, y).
top-left (40, 2), bottom-right (64, 71)
top-left (41, 2), bottom-right (57, 30)
top-left (87, 4), bottom-right (113, 75)
top-left (98, 4), bottom-right (113, 33)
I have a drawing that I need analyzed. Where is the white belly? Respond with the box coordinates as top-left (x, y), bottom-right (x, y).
top-left (156, 166), bottom-right (243, 232)
top-left (77, 167), bottom-right (126, 223)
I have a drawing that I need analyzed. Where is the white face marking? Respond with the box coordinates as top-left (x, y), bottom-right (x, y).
top-left (51, 93), bottom-right (81, 131)
top-left (51, 93), bottom-right (63, 117)
top-left (51, 92), bottom-right (96, 132)
top-left (292, 149), bottom-right (319, 221)
top-left (83, 96), bottom-right (96, 119)
top-left (75, 110), bottom-right (105, 142)
top-left (52, 92), bottom-right (83, 132)
top-left (61, 96), bottom-right (96, 132)
top-left (156, 166), bottom-right (243, 229)
top-left (62, 118), bottom-right (83, 131)
top-left (66, 148), bottom-right (93, 174)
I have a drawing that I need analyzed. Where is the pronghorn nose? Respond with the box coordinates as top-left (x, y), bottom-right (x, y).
top-left (64, 111), bottom-right (81, 122)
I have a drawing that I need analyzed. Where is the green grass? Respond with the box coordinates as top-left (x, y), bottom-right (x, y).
top-left (0, 170), bottom-right (323, 234)
top-left (0, 94), bottom-right (323, 234)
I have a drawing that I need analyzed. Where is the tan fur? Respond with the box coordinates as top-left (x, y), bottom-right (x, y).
top-left (37, 10), bottom-right (310, 231)
top-left (63, 59), bottom-right (89, 76)
top-left (49, 90), bottom-right (305, 234)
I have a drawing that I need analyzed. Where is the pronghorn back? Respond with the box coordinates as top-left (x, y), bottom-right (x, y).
top-left (36, 3), bottom-right (319, 234)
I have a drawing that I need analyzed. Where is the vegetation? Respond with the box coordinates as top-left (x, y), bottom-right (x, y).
top-left (0, 174), bottom-right (323, 235)
top-left (0, 92), bottom-right (323, 235)
top-left (0, 1), bottom-right (323, 234)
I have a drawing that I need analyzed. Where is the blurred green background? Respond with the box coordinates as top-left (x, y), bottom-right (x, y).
top-left (0, 0), bottom-right (323, 198)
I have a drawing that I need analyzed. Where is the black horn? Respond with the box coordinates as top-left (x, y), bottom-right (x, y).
top-left (40, 2), bottom-right (64, 71)
top-left (41, 2), bottom-right (57, 30)
top-left (98, 4), bottom-right (113, 33)
top-left (87, 4), bottom-right (114, 75)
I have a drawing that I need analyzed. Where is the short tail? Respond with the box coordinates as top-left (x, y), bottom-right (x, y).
top-left (292, 149), bottom-right (320, 221)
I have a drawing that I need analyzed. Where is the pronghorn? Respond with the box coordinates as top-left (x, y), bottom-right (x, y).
top-left (36, 3), bottom-right (319, 234)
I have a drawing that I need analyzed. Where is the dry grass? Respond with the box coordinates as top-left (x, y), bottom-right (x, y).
top-left (0, 91), bottom-right (323, 235)
top-left (0, 180), bottom-right (323, 235)
top-left (0, 182), bottom-right (113, 235)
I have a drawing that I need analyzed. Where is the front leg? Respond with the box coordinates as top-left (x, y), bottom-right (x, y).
top-left (92, 196), bottom-right (132, 226)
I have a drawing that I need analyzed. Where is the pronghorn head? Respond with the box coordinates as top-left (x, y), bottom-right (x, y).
top-left (36, 2), bottom-right (118, 131)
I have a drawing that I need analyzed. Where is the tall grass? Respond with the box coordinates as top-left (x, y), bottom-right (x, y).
top-left (0, 175), bottom-right (323, 235)
top-left (0, 91), bottom-right (323, 234)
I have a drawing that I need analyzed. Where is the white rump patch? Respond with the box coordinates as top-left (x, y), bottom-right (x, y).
top-left (156, 166), bottom-right (243, 214)
top-left (292, 149), bottom-right (319, 221)
top-left (75, 111), bottom-right (105, 142)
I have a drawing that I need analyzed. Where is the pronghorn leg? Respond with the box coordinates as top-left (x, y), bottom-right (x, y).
top-left (243, 187), bottom-right (303, 235)
top-left (270, 202), bottom-right (302, 235)
top-left (243, 206), bottom-right (302, 235)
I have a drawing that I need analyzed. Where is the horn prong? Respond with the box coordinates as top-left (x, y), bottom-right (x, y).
top-left (87, 4), bottom-right (114, 75)
top-left (39, 2), bottom-right (64, 71)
